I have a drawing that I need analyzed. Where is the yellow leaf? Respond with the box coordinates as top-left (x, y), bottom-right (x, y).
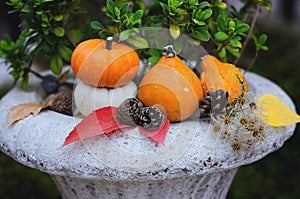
top-left (8, 102), bottom-right (48, 127)
top-left (256, 94), bottom-right (300, 127)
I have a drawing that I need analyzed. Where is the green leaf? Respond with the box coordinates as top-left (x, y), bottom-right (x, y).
top-left (120, 2), bottom-right (129, 15)
top-left (90, 21), bottom-right (104, 30)
top-left (119, 30), bottom-right (130, 41)
top-left (53, 27), bottom-right (65, 37)
top-left (41, 14), bottom-right (49, 22)
top-left (106, 0), bottom-right (115, 14)
top-left (40, 41), bottom-right (53, 54)
top-left (258, 34), bottom-right (268, 45)
top-left (200, 9), bottom-right (212, 20)
top-left (57, 45), bottom-right (72, 63)
top-left (217, 14), bottom-right (227, 32)
top-left (228, 20), bottom-right (235, 30)
top-left (36, 10), bottom-right (43, 15)
top-left (50, 55), bottom-right (63, 75)
top-left (194, 9), bottom-right (203, 19)
top-left (236, 23), bottom-right (249, 34)
top-left (192, 18), bottom-right (205, 26)
top-left (218, 8), bottom-right (229, 22)
top-left (127, 36), bottom-right (149, 49)
top-left (260, 45), bottom-right (269, 51)
top-left (148, 56), bottom-right (160, 65)
top-left (114, 7), bottom-right (120, 17)
top-left (229, 36), bottom-right (242, 48)
top-left (215, 1), bottom-right (227, 9)
top-left (214, 31), bottom-right (229, 41)
top-left (170, 24), bottom-right (180, 39)
top-left (53, 15), bottom-right (63, 21)
top-left (226, 46), bottom-right (240, 57)
top-left (199, 1), bottom-right (209, 9)
top-left (148, 48), bottom-right (162, 57)
top-left (21, 74), bottom-right (29, 89)
top-left (218, 46), bottom-right (226, 58)
top-left (133, 10), bottom-right (143, 21)
top-left (194, 29), bottom-right (210, 42)
top-left (229, 38), bottom-right (242, 48)
top-left (21, 5), bottom-right (33, 13)
top-left (160, 2), bottom-right (169, 12)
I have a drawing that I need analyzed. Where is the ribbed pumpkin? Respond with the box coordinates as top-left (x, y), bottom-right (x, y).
top-left (71, 37), bottom-right (139, 88)
top-left (200, 55), bottom-right (248, 102)
top-left (138, 46), bottom-right (203, 122)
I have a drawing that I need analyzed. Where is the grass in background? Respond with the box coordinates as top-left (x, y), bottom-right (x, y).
top-left (0, 154), bottom-right (60, 199)
top-left (0, 24), bottom-right (300, 199)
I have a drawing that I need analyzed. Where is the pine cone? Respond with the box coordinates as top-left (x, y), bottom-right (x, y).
top-left (117, 98), bottom-right (144, 126)
top-left (49, 91), bottom-right (73, 116)
top-left (138, 106), bottom-right (166, 131)
top-left (199, 90), bottom-right (229, 120)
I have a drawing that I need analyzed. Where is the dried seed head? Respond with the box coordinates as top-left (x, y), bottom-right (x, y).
top-left (249, 102), bottom-right (256, 109)
top-left (240, 118), bottom-right (247, 125)
top-left (248, 119), bottom-right (257, 127)
top-left (224, 131), bottom-right (231, 137)
top-left (213, 123), bottom-right (222, 132)
top-left (117, 98), bottom-right (144, 126)
top-left (224, 116), bottom-right (231, 125)
top-left (252, 129), bottom-right (259, 137)
top-left (232, 142), bottom-right (241, 151)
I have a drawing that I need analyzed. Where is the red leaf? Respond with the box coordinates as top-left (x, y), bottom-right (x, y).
top-left (138, 119), bottom-right (170, 145)
top-left (61, 106), bottom-right (131, 147)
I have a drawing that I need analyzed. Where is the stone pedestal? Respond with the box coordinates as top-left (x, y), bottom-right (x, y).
top-left (0, 72), bottom-right (296, 199)
top-left (51, 169), bottom-right (237, 199)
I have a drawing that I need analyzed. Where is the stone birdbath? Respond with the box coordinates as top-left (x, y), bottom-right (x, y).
top-left (0, 68), bottom-right (296, 199)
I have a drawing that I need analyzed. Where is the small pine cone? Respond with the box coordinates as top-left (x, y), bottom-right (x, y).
top-left (49, 91), bottom-right (73, 116)
top-left (199, 96), bottom-right (212, 118)
top-left (199, 90), bottom-right (229, 120)
top-left (138, 106), bottom-right (166, 131)
top-left (117, 98), bottom-right (144, 126)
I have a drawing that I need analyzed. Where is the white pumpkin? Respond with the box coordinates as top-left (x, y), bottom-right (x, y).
top-left (74, 81), bottom-right (137, 116)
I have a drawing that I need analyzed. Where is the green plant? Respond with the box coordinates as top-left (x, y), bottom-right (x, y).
top-left (0, 0), bottom-right (272, 90)
top-left (0, 0), bottom-right (92, 88)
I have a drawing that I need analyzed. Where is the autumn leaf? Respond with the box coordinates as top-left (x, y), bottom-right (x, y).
top-left (8, 102), bottom-right (49, 127)
top-left (138, 119), bottom-right (170, 145)
top-left (61, 106), bottom-right (171, 147)
top-left (8, 91), bottom-right (73, 127)
top-left (256, 94), bottom-right (300, 126)
top-left (61, 106), bottom-right (132, 147)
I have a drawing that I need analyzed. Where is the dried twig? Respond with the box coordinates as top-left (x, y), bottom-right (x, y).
top-left (234, 5), bottom-right (261, 66)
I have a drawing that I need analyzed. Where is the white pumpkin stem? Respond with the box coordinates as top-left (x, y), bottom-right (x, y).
top-left (106, 36), bottom-right (113, 50)
top-left (163, 45), bottom-right (176, 58)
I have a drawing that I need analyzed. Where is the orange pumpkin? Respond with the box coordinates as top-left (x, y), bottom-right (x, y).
top-left (200, 55), bottom-right (248, 102)
top-left (138, 46), bottom-right (203, 122)
top-left (71, 37), bottom-right (139, 88)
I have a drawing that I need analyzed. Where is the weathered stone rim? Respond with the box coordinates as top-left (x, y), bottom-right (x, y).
top-left (0, 71), bottom-right (296, 181)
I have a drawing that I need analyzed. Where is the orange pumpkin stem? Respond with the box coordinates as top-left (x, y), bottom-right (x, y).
top-left (106, 36), bottom-right (113, 50)
top-left (163, 45), bottom-right (176, 58)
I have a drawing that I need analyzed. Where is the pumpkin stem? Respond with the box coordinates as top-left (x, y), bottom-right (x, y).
top-left (163, 45), bottom-right (176, 58)
top-left (106, 37), bottom-right (113, 50)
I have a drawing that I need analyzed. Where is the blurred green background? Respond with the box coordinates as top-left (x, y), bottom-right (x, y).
top-left (1, 1), bottom-right (300, 199)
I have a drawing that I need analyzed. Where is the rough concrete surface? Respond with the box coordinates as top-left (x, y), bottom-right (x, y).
top-left (0, 72), bottom-right (296, 198)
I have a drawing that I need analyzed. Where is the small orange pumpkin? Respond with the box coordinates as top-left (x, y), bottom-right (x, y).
top-left (71, 37), bottom-right (139, 88)
top-left (138, 46), bottom-right (203, 122)
top-left (200, 55), bottom-right (248, 102)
